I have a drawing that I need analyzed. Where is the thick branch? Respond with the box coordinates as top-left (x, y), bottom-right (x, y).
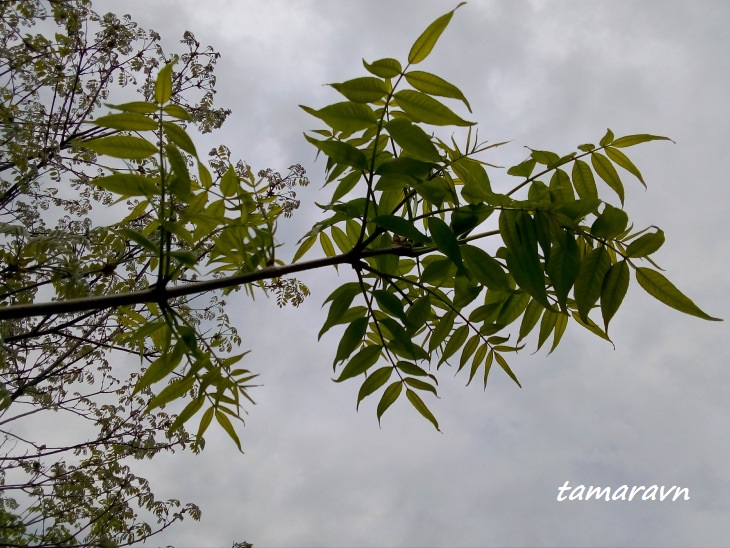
top-left (0, 245), bottom-right (421, 320)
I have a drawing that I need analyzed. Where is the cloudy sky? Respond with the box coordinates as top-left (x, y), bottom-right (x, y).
top-left (98, 1), bottom-right (729, 546)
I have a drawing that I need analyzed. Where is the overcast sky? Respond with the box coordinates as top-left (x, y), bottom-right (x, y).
top-left (97, 1), bottom-right (729, 546)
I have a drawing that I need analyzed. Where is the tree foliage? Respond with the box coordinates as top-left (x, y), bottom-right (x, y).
top-left (0, 0), bottom-right (720, 545)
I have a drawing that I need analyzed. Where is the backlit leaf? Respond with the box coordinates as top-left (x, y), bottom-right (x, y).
top-left (408, 3), bottom-right (465, 64)
top-left (75, 135), bottom-right (157, 160)
top-left (394, 90), bottom-right (474, 127)
top-left (636, 267), bottom-right (721, 321)
top-left (357, 367), bottom-right (393, 409)
top-left (95, 173), bottom-right (158, 197)
top-left (605, 146), bottom-right (646, 188)
top-left (406, 389), bottom-right (440, 431)
top-left (301, 102), bottom-right (377, 133)
top-left (335, 345), bottom-right (382, 382)
top-left (405, 70), bottom-right (471, 111)
top-left (330, 77), bottom-right (388, 103)
top-left (610, 134), bottom-right (673, 148)
top-left (377, 381), bottom-right (403, 424)
top-left (385, 118), bottom-right (441, 162)
top-left (591, 152), bottom-right (624, 204)
top-left (625, 229), bottom-right (664, 258)
top-left (601, 260), bottom-right (629, 330)
top-left (572, 159), bottom-right (598, 201)
top-left (363, 58), bottom-right (402, 78)
top-left (93, 112), bottom-right (157, 131)
top-left (574, 246), bottom-right (611, 321)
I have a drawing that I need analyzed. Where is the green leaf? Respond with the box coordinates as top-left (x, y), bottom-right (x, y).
top-left (134, 341), bottom-right (184, 392)
top-left (429, 311), bottom-right (455, 352)
top-left (625, 229), bottom-right (664, 258)
top-left (319, 231), bottom-right (336, 258)
top-left (610, 134), bottom-right (674, 148)
top-left (461, 245), bottom-right (510, 291)
top-left (93, 112), bottom-right (157, 131)
top-left (601, 260), bottom-right (629, 330)
top-left (518, 299), bottom-right (543, 343)
top-left (305, 134), bottom-right (368, 170)
top-left (163, 121), bottom-right (197, 157)
top-left (508, 158), bottom-right (537, 178)
top-left (408, 2), bottom-right (465, 65)
top-left (496, 290), bottom-right (531, 326)
top-left (357, 367), bottom-right (393, 410)
top-left (406, 389), bottom-right (440, 431)
top-left (155, 59), bottom-right (176, 104)
top-left (546, 231), bottom-right (580, 310)
top-left (407, 296), bottom-right (432, 331)
top-left (549, 312), bottom-right (569, 354)
top-left (169, 396), bottom-right (205, 432)
top-left (373, 215), bottom-right (429, 245)
top-left (333, 317), bottom-right (368, 366)
top-left (331, 225), bottom-right (351, 253)
top-left (216, 409), bottom-right (243, 452)
top-left (500, 209), bottom-right (550, 309)
top-left (394, 90), bottom-right (474, 127)
top-left (605, 146), bottom-right (646, 188)
top-left (591, 204), bottom-right (629, 239)
top-left (166, 144), bottom-right (192, 201)
top-left (373, 290), bottom-right (406, 321)
top-left (116, 227), bottom-right (159, 254)
top-left (363, 58), bottom-right (402, 78)
top-left (572, 159), bottom-right (598, 201)
top-left (531, 149), bottom-right (560, 166)
top-left (75, 135), bottom-right (157, 160)
top-left (404, 377), bottom-right (438, 396)
top-left (635, 267), bottom-right (721, 321)
top-left (453, 157), bottom-right (492, 204)
top-left (451, 204), bottom-right (493, 236)
top-left (335, 345), bottom-right (382, 382)
top-left (385, 118), bottom-right (441, 162)
top-left (106, 101), bottom-right (158, 114)
top-left (404, 70), bottom-right (471, 111)
top-left (319, 284), bottom-right (361, 339)
top-left (301, 102), bottom-right (377, 134)
top-left (293, 234), bottom-right (317, 263)
top-left (599, 128), bottom-right (614, 147)
top-left (146, 376), bottom-right (194, 411)
top-left (95, 173), bottom-right (158, 197)
top-left (197, 406), bottom-right (215, 441)
top-left (221, 165), bottom-right (239, 197)
top-left (377, 381), bottom-right (403, 424)
top-left (440, 324), bottom-right (469, 365)
top-left (574, 246), bottom-right (612, 321)
top-left (330, 77), bottom-right (388, 103)
top-left (163, 103), bottom-right (192, 120)
top-left (397, 361), bottom-right (431, 377)
top-left (428, 217), bottom-right (463, 269)
top-left (591, 152), bottom-right (625, 204)
top-left (494, 352), bottom-right (521, 388)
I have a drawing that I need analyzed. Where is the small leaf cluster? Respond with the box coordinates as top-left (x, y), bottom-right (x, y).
top-left (299, 5), bottom-right (720, 430)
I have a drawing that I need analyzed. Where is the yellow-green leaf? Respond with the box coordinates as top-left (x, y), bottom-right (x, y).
top-left (155, 59), bottom-right (176, 104)
top-left (601, 260), bottom-right (629, 330)
top-left (591, 152), bottom-right (624, 205)
top-left (377, 381), bottom-right (403, 424)
top-left (636, 267), bottom-right (721, 321)
top-left (404, 70), bottom-right (471, 112)
top-left (406, 389), bottom-right (440, 431)
top-left (394, 90), bottom-right (474, 127)
top-left (75, 135), bottom-right (157, 160)
top-left (408, 2), bottom-right (465, 65)
top-left (330, 77), bottom-right (388, 103)
top-left (93, 112), bottom-right (157, 131)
